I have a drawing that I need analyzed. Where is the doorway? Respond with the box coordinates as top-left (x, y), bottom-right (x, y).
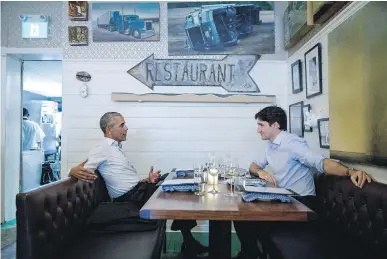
top-left (21, 60), bottom-right (62, 192)
top-left (1, 53), bottom-right (62, 252)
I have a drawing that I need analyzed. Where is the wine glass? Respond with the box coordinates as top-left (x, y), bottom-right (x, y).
top-left (207, 162), bottom-right (220, 194)
top-left (224, 160), bottom-right (238, 197)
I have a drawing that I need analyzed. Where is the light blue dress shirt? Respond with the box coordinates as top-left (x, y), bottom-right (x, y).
top-left (84, 138), bottom-right (141, 198)
top-left (254, 131), bottom-right (326, 196)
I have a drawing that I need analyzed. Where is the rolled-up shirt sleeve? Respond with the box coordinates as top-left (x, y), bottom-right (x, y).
top-left (289, 139), bottom-right (326, 173)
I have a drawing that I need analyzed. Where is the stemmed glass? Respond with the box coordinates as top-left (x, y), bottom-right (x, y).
top-left (224, 159), bottom-right (239, 197)
top-left (207, 162), bottom-right (220, 194)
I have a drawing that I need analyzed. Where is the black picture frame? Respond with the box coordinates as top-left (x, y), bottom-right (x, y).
top-left (318, 118), bottom-right (330, 149)
top-left (289, 101), bottom-right (304, 138)
top-left (305, 43), bottom-right (322, 99)
top-left (303, 104), bottom-right (312, 132)
top-left (291, 60), bottom-right (303, 94)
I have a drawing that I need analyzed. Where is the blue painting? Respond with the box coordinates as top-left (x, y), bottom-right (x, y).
top-left (92, 2), bottom-right (160, 42)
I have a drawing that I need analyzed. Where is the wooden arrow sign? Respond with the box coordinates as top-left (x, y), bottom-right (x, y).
top-left (128, 54), bottom-right (261, 92)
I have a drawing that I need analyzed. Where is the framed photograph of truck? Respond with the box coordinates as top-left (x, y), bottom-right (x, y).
top-left (167, 1), bottom-right (275, 56)
top-left (92, 2), bottom-right (160, 42)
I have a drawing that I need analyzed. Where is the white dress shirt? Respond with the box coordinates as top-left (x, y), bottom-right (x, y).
top-left (84, 137), bottom-right (141, 198)
top-left (22, 118), bottom-right (45, 151)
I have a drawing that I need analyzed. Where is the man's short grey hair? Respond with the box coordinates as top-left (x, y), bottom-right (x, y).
top-left (100, 112), bottom-right (123, 134)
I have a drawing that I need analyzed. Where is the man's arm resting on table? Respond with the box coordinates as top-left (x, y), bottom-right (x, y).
top-left (249, 162), bottom-right (276, 186)
top-left (323, 159), bottom-right (372, 188)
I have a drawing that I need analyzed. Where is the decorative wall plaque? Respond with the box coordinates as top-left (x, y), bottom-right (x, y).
top-left (128, 54), bottom-right (260, 92)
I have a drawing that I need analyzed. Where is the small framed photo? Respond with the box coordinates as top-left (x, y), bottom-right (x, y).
top-left (289, 101), bottom-right (304, 138)
top-left (318, 118), bottom-right (330, 149)
top-left (303, 104), bottom-right (312, 132)
top-left (305, 43), bottom-right (322, 99)
top-left (68, 26), bottom-right (88, 46)
top-left (291, 60), bottom-right (303, 94)
top-left (68, 1), bottom-right (89, 21)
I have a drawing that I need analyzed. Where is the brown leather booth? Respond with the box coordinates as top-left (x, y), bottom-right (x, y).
top-left (16, 173), bottom-right (166, 259)
top-left (262, 174), bottom-right (387, 259)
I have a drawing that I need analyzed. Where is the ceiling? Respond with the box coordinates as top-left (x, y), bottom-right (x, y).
top-left (23, 60), bottom-right (62, 97)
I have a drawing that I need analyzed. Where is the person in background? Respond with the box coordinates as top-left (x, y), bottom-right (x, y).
top-left (69, 112), bottom-right (207, 258)
top-left (22, 108), bottom-right (45, 151)
top-left (233, 106), bottom-right (372, 259)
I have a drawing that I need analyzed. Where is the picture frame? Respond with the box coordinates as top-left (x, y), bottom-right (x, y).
top-left (92, 2), bottom-right (160, 42)
top-left (302, 103), bottom-right (312, 132)
top-left (167, 2), bottom-right (275, 56)
top-left (68, 1), bottom-right (89, 21)
top-left (68, 26), bottom-right (88, 46)
top-left (304, 43), bottom-right (322, 99)
top-left (289, 101), bottom-right (304, 138)
top-left (291, 59), bottom-right (303, 94)
top-left (318, 118), bottom-right (330, 149)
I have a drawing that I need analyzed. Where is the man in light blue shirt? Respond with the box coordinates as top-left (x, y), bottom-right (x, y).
top-left (233, 106), bottom-right (372, 259)
top-left (69, 112), bottom-right (208, 258)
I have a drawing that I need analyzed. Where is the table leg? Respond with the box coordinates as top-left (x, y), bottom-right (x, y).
top-left (209, 220), bottom-right (231, 259)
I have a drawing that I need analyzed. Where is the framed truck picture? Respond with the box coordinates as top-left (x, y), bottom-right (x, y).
top-left (167, 1), bottom-right (275, 56)
top-left (92, 2), bottom-right (160, 42)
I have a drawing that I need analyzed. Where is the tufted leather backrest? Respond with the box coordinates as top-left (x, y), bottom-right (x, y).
top-left (16, 173), bottom-right (109, 259)
top-left (315, 174), bottom-right (387, 256)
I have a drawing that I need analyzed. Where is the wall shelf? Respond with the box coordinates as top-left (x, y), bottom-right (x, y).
top-left (111, 93), bottom-right (276, 104)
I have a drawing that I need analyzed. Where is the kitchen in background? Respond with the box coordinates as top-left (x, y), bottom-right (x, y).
top-left (21, 60), bottom-right (62, 192)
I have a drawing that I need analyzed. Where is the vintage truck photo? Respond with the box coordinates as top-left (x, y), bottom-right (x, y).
top-left (92, 2), bottom-right (160, 42)
top-left (97, 11), bottom-right (155, 39)
top-left (184, 4), bottom-right (262, 51)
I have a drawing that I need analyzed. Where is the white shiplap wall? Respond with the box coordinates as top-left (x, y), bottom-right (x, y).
top-left (62, 60), bottom-right (287, 180)
top-left (286, 1), bottom-right (387, 183)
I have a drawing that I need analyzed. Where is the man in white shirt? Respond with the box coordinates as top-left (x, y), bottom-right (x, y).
top-left (22, 108), bottom-right (45, 151)
top-left (69, 112), bottom-right (207, 258)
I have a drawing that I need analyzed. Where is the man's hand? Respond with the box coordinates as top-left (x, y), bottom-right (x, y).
top-left (69, 160), bottom-right (97, 182)
top-left (258, 170), bottom-right (276, 186)
top-left (349, 169), bottom-right (372, 188)
top-left (148, 166), bottom-right (161, 184)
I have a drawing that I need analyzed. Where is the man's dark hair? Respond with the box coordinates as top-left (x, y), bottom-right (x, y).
top-left (100, 112), bottom-right (123, 134)
top-left (23, 108), bottom-right (29, 117)
top-left (254, 106), bottom-right (287, 131)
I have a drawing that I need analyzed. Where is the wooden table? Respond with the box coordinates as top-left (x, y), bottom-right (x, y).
top-left (140, 174), bottom-right (316, 259)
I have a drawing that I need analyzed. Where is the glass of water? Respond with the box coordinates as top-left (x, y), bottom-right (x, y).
top-left (224, 160), bottom-right (238, 197)
top-left (194, 164), bottom-right (206, 196)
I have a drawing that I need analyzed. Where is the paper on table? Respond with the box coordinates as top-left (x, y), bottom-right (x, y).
top-left (244, 186), bottom-right (293, 195)
top-left (161, 178), bottom-right (195, 186)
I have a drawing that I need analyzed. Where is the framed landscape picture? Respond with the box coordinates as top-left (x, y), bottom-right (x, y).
top-left (305, 43), bottom-right (322, 99)
top-left (291, 59), bottom-right (303, 94)
top-left (289, 101), bottom-right (304, 138)
top-left (318, 118), bottom-right (330, 149)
